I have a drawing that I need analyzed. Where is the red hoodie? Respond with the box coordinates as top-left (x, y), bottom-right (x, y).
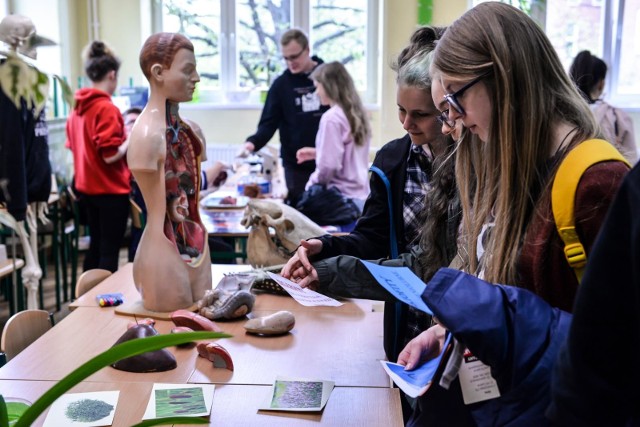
top-left (65, 88), bottom-right (130, 195)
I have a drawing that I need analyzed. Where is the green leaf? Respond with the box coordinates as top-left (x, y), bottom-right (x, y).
top-left (131, 416), bottom-right (210, 426)
top-left (15, 331), bottom-right (230, 427)
top-left (53, 74), bottom-right (74, 109)
top-left (0, 395), bottom-right (8, 427)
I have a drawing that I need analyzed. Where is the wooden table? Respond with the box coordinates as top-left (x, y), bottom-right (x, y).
top-left (0, 380), bottom-right (402, 426)
top-left (1, 263), bottom-right (401, 425)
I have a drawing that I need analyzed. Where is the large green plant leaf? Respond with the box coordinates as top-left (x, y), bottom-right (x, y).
top-left (13, 331), bottom-right (230, 427)
top-left (132, 416), bottom-right (210, 426)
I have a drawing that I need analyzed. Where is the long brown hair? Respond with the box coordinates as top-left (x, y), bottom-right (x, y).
top-left (311, 61), bottom-right (371, 147)
top-left (431, 2), bottom-right (597, 285)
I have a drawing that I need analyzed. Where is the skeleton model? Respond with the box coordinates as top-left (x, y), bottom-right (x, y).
top-left (0, 15), bottom-right (66, 309)
top-left (240, 199), bottom-right (328, 267)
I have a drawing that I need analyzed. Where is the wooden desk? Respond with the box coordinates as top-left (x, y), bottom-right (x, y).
top-left (1, 263), bottom-right (400, 424)
top-left (0, 380), bottom-right (402, 427)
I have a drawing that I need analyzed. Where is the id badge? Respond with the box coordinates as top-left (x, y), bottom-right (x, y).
top-left (458, 349), bottom-right (500, 404)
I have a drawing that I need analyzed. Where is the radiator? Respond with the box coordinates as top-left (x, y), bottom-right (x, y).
top-left (203, 144), bottom-right (239, 168)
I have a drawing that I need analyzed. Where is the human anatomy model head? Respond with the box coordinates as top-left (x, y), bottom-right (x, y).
top-left (139, 32), bottom-right (200, 103)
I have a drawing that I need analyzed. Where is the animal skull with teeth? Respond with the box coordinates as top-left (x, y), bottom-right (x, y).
top-left (240, 199), bottom-right (328, 268)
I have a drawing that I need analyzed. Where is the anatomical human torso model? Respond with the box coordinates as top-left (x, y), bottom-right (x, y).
top-left (127, 33), bottom-right (210, 312)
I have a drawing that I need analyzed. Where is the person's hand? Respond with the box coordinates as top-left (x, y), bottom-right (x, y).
top-left (281, 239), bottom-right (323, 286)
top-left (397, 324), bottom-right (447, 370)
top-left (205, 161), bottom-right (231, 189)
top-left (296, 147), bottom-right (316, 164)
top-left (237, 141), bottom-right (255, 158)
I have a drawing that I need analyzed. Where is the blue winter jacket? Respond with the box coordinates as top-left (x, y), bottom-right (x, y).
top-left (422, 268), bottom-right (572, 426)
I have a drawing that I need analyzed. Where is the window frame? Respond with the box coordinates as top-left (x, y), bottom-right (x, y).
top-left (469, 0), bottom-right (639, 110)
top-left (153, 0), bottom-right (380, 106)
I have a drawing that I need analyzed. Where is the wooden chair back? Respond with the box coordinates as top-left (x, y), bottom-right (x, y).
top-left (1, 309), bottom-right (52, 361)
top-left (75, 268), bottom-right (112, 299)
top-left (130, 198), bottom-right (146, 230)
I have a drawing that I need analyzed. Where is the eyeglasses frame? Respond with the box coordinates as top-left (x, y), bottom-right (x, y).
top-left (443, 70), bottom-right (492, 117)
top-left (282, 46), bottom-right (307, 62)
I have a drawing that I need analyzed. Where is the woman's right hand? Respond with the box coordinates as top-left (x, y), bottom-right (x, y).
top-left (397, 324), bottom-right (447, 370)
top-left (296, 147), bottom-right (317, 164)
top-left (281, 239), bottom-right (323, 288)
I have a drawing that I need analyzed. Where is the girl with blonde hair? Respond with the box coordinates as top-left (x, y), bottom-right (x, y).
top-left (297, 61), bottom-right (371, 212)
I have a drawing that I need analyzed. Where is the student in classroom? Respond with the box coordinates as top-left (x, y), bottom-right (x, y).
top-left (397, 3), bottom-right (629, 425)
top-left (65, 40), bottom-right (130, 273)
top-left (293, 61), bottom-right (371, 227)
top-left (282, 26), bottom-right (468, 424)
top-left (570, 50), bottom-right (637, 164)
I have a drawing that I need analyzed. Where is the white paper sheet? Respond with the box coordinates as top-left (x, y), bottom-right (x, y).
top-left (142, 383), bottom-right (215, 420)
top-left (43, 391), bottom-right (119, 427)
top-left (267, 272), bottom-right (343, 307)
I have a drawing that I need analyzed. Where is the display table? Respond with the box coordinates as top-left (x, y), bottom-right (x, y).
top-left (0, 380), bottom-right (402, 427)
top-left (0, 263), bottom-right (401, 425)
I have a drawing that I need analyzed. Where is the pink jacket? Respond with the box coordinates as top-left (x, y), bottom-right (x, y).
top-left (591, 100), bottom-right (638, 164)
top-left (305, 105), bottom-right (370, 200)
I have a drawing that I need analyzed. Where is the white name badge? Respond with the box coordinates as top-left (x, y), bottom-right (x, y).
top-left (458, 349), bottom-right (501, 405)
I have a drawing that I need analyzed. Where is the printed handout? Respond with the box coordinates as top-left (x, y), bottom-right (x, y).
top-left (267, 272), bottom-right (343, 307)
top-left (260, 377), bottom-right (335, 412)
top-left (360, 260), bottom-right (433, 314)
top-left (43, 391), bottom-right (119, 427)
top-left (380, 333), bottom-right (452, 398)
top-left (142, 383), bottom-right (215, 420)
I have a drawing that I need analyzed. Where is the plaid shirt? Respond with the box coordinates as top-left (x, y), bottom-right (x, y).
top-left (402, 144), bottom-right (434, 345)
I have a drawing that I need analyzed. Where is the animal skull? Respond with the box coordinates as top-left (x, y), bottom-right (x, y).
top-left (240, 199), bottom-right (328, 267)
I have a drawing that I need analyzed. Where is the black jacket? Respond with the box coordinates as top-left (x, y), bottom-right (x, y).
top-left (245, 56), bottom-right (329, 171)
top-left (315, 134), bottom-right (413, 260)
top-left (312, 135), bottom-right (413, 361)
top-left (0, 77), bottom-right (51, 221)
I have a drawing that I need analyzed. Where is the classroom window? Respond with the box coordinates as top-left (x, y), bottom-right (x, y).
top-left (472, 0), bottom-right (640, 108)
top-left (160, 0), bottom-right (378, 104)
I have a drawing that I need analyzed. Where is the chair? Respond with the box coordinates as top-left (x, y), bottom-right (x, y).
top-left (75, 268), bottom-right (112, 299)
top-left (129, 198), bottom-right (146, 230)
top-left (0, 309), bottom-right (53, 362)
top-left (59, 185), bottom-right (89, 300)
top-left (0, 257), bottom-right (25, 315)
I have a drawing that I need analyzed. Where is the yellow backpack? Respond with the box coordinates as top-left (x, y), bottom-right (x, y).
top-left (551, 138), bottom-right (630, 283)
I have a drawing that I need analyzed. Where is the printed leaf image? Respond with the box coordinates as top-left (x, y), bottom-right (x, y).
top-left (155, 387), bottom-right (206, 417)
top-left (65, 399), bottom-right (114, 423)
top-left (271, 381), bottom-right (323, 409)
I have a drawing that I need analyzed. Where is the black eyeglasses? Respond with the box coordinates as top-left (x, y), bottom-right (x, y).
top-left (436, 109), bottom-right (455, 128)
top-left (282, 47), bottom-right (307, 62)
top-left (443, 70), bottom-right (491, 116)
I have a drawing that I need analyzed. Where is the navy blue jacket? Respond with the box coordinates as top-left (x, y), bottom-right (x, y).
top-left (245, 56), bottom-right (328, 171)
top-left (421, 268), bottom-right (572, 426)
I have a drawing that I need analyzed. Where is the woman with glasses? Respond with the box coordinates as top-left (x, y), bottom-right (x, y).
top-left (241, 29), bottom-right (329, 206)
top-left (281, 26), bottom-right (468, 425)
top-left (398, 3), bottom-right (629, 425)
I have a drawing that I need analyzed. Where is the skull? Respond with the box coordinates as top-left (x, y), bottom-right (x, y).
top-left (240, 199), bottom-right (328, 268)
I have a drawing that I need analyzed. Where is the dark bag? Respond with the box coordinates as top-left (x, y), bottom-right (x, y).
top-left (295, 184), bottom-right (360, 225)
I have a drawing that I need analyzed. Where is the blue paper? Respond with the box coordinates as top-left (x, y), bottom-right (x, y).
top-left (382, 333), bottom-right (451, 388)
top-left (361, 260), bottom-right (432, 314)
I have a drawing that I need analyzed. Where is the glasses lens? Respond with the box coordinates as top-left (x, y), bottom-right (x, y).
top-left (437, 109), bottom-right (454, 128)
top-left (444, 94), bottom-right (465, 116)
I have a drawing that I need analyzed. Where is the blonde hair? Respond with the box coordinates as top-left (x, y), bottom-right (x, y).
top-left (431, 2), bottom-right (597, 285)
top-left (311, 61), bottom-right (371, 146)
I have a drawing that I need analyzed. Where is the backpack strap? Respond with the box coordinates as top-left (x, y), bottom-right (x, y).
top-left (552, 138), bottom-right (630, 283)
top-left (369, 165), bottom-right (398, 258)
